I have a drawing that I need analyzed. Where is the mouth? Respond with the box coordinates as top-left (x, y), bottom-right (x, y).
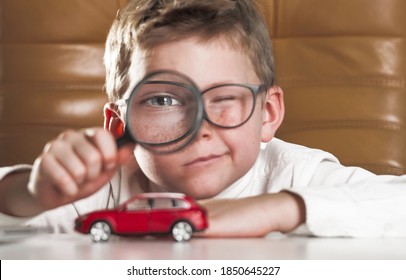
top-left (184, 154), bottom-right (224, 167)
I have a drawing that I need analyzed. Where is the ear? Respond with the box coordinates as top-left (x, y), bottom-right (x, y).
top-left (261, 85), bottom-right (285, 142)
top-left (104, 102), bottom-right (125, 138)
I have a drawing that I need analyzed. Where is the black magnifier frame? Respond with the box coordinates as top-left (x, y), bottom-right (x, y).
top-left (116, 70), bottom-right (204, 154)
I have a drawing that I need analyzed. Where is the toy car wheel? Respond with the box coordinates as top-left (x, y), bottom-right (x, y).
top-left (172, 221), bottom-right (193, 242)
top-left (90, 221), bottom-right (111, 242)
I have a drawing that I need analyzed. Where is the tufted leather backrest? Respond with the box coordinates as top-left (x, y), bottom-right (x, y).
top-left (1, 0), bottom-right (405, 175)
top-left (261, 0), bottom-right (406, 175)
top-left (0, 0), bottom-right (127, 165)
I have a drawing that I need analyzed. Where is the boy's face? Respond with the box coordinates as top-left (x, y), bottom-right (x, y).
top-left (120, 36), bottom-right (283, 199)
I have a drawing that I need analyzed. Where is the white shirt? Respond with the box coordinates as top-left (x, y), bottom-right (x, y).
top-left (1, 138), bottom-right (406, 237)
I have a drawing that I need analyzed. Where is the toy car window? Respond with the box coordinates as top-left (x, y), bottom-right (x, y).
top-left (152, 198), bottom-right (173, 209)
top-left (173, 199), bottom-right (189, 209)
top-left (126, 198), bottom-right (150, 211)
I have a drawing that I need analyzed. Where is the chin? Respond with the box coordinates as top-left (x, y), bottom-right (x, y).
top-left (167, 182), bottom-right (225, 200)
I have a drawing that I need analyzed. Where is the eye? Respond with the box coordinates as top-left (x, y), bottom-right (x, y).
top-left (210, 95), bottom-right (237, 103)
top-left (144, 95), bottom-right (182, 107)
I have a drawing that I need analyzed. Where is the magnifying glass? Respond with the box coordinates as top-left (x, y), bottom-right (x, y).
top-left (115, 70), bottom-right (203, 153)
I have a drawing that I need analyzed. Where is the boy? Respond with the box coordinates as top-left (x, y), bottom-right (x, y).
top-left (0, 0), bottom-right (405, 237)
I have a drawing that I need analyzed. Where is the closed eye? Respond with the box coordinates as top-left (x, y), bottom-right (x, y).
top-left (210, 95), bottom-right (237, 103)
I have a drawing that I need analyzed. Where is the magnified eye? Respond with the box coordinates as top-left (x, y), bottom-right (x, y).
top-left (122, 70), bottom-right (203, 153)
top-left (144, 95), bottom-right (182, 107)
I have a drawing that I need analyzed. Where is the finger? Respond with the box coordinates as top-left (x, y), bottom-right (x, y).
top-left (52, 144), bottom-right (87, 185)
top-left (117, 142), bottom-right (136, 165)
top-left (73, 143), bottom-right (102, 181)
top-left (58, 130), bottom-right (104, 181)
top-left (84, 127), bottom-right (136, 168)
top-left (37, 154), bottom-right (78, 197)
top-left (45, 136), bottom-right (88, 185)
top-left (48, 130), bottom-right (107, 184)
top-left (84, 128), bottom-right (119, 171)
top-left (78, 166), bottom-right (120, 199)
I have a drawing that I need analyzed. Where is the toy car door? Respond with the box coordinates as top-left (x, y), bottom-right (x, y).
top-left (148, 198), bottom-right (179, 232)
top-left (115, 197), bottom-right (150, 234)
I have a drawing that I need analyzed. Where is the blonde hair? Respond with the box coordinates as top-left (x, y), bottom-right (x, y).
top-left (104, 0), bottom-right (275, 101)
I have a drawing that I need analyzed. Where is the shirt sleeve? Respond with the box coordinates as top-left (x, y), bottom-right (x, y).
top-left (293, 161), bottom-right (406, 237)
top-left (0, 165), bottom-right (124, 232)
top-left (0, 165), bottom-right (33, 226)
top-left (0, 164), bottom-right (32, 180)
top-left (0, 165), bottom-right (81, 230)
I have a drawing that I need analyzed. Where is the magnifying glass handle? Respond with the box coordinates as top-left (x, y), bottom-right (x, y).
top-left (116, 133), bottom-right (132, 148)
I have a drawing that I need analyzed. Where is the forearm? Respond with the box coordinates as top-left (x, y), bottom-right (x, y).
top-left (198, 191), bottom-right (306, 237)
top-left (0, 169), bottom-right (44, 217)
top-left (266, 191), bottom-right (306, 233)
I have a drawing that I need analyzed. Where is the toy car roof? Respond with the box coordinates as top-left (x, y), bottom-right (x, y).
top-left (131, 192), bottom-right (187, 199)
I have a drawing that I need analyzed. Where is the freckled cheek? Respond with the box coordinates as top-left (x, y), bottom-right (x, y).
top-left (220, 125), bottom-right (261, 154)
top-left (207, 106), bottom-right (249, 126)
top-left (130, 115), bottom-right (190, 143)
top-left (218, 112), bottom-right (241, 125)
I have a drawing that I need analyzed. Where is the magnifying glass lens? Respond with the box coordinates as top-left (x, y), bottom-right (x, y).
top-left (124, 71), bottom-right (201, 153)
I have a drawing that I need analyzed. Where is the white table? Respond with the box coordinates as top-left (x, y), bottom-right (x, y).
top-left (1, 232), bottom-right (406, 259)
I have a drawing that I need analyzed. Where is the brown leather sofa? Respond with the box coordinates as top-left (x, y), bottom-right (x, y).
top-left (0, 0), bottom-right (126, 165)
top-left (263, 0), bottom-right (406, 175)
top-left (1, 0), bottom-right (405, 175)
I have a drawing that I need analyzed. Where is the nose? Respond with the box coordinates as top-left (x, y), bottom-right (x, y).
top-left (194, 118), bottom-right (215, 140)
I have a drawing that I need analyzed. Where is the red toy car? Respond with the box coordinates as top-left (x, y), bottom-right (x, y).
top-left (74, 192), bottom-right (208, 242)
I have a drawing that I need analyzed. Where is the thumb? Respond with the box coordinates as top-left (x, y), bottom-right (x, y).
top-left (117, 143), bottom-right (136, 166)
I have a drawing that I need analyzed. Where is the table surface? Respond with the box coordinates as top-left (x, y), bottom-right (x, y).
top-left (1, 232), bottom-right (406, 260)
